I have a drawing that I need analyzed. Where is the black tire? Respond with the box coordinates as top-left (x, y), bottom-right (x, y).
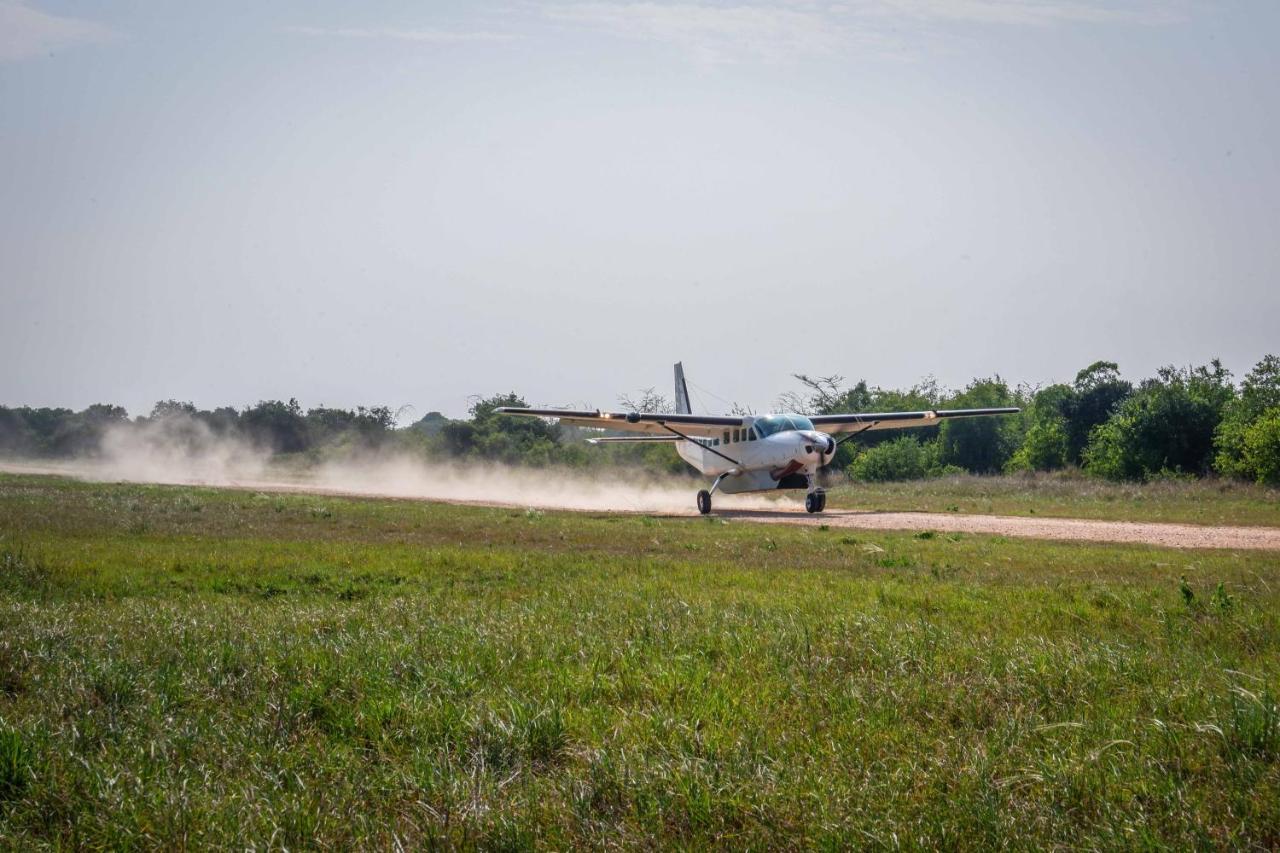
top-left (697, 490), bottom-right (712, 515)
top-left (805, 492), bottom-right (820, 514)
top-left (816, 492), bottom-right (827, 513)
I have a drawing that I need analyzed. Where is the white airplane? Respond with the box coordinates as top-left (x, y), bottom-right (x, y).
top-left (498, 363), bottom-right (1018, 514)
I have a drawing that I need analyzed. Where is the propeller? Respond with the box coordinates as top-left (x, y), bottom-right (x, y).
top-left (818, 422), bottom-right (878, 473)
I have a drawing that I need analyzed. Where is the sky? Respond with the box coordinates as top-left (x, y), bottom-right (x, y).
top-left (1, 1), bottom-right (1277, 419)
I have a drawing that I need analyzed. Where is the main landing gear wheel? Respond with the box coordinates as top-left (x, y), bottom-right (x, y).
top-left (696, 490), bottom-right (712, 515)
top-left (805, 491), bottom-right (827, 514)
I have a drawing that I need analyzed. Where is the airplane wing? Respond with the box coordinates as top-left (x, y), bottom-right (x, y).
top-left (494, 407), bottom-right (741, 438)
top-left (811, 407), bottom-right (1020, 434)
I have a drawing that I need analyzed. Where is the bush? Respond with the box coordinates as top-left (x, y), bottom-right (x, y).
top-left (1215, 355), bottom-right (1280, 479)
top-left (848, 437), bottom-right (941, 482)
top-left (1242, 409), bottom-right (1280, 485)
top-left (1006, 417), bottom-right (1069, 473)
top-left (1081, 415), bottom-right (1135, 481)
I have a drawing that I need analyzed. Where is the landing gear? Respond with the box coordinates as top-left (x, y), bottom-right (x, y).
top-left (804, 469), bottom-right (826, 514)
top-left (805, 490), bottom-right (827, 514)
top-left (697, 470), bottom-right (737, 516)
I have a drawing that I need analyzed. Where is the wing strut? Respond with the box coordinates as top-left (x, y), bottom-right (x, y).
top-left (659, 422), bottom-right (741, 467)
top-left (835, 421), bottom-right (880, 447)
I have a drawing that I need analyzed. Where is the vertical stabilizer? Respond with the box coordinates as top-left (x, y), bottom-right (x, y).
top-left (674, 362), bottom-right (692, 414)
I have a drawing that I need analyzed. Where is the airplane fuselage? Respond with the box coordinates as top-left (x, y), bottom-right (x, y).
top-left (675, 414), bottom-right (836, 493)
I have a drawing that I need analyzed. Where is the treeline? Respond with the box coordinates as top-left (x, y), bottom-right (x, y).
top-left (1, 355), bottom-right (1278, 484)
top-left (0, 399), bottom-right (396, 459)
top-left (829, 355), bottom-right (1280, 486)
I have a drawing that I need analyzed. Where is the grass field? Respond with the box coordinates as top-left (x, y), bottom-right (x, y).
top-left (2, 472), bottom-right (1279, 848)
top-left (828, 472), bottom-right (1280, 528)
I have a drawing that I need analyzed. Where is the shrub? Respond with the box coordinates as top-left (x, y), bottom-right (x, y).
top-left (1242, 409), bottom-right (1280, 485)
top-left (1006, 418), bottom-right (1069, 473)
top-left (848, 437), bottom-right (941, 482)
top-left (1215, 355), bottom-right (1280, 479)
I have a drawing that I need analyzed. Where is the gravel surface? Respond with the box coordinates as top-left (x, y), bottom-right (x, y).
top-left (6, 462), bottom-right (1278, 551)
top-left (717, 507), bottom-right (1280, 550)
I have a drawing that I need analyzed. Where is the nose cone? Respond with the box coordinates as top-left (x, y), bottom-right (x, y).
top-left (800, 430), bottom-right (837, 460)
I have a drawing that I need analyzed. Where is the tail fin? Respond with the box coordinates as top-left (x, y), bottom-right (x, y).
top-left (674, 362), bottom-right (692, 414)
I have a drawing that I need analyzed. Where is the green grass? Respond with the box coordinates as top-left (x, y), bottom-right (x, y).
top-left (1, 473), bottom-right (1279, 848)
top-left (828, 471), bottom-right (1280, 527)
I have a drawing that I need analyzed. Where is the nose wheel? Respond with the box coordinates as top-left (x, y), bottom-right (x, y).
top-left (696, 489), bottom-right (712, 515)
top-left (805, 490), bottom-right (826, 514)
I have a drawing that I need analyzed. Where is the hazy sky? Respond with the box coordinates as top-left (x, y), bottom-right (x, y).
top-left (2, 1), bottom-right (1277, 418)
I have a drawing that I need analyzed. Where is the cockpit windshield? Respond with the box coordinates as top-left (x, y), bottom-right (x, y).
top-left (752, 414), bottom-right (816, 437)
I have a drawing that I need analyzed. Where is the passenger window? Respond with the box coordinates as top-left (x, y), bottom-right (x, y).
top-left (723, 431), bottom-right (730, 444)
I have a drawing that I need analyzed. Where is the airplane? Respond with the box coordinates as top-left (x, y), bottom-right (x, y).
top-left (497, 363), bottom-right (1019, 514)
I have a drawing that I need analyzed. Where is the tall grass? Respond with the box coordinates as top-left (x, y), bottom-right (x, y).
top-left (1, 473), bottom-right (1278, 847)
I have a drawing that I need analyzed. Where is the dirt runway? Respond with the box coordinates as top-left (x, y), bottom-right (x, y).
top-left (5, 461), bottom-right (1279, 551)
top-left (712, 507), bottom-right (1280, 551)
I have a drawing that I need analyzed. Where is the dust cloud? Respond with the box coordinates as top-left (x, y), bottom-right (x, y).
top-left (0, 418), bottom-right (796, 514)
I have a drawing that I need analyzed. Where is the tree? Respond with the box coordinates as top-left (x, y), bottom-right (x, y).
top-left (440, 420), bottom-right (477, 455)
top-left (463, 393), bottom-right (561, 465)
top-left (197, 406), bottom-right (242, 436)
top-left (779, 374), bottom-right (873, 416)
top-left (1005, 383), bottom-right (1072, 472)
top-left (0, 407), bottom-right (37, 456)
top-left (83, 404), bottom-right (128, 423)
top-left (241, 399), bottom-right (310, 453)
top-left (1084, 361), bottom-right (1234, 480)
top-left (938, 378), bottom-right (1021, 473)
top-left (306, 407), bottom-right (358, 439)
top-left (1065, 362), bottom-right (1132, 464)
top-left (1007, 418), bottom-right (1069, 473)
top-left (1242, 409), bottom-right (1280, 485)
top-left (1007, 364), bottom-right (1132, 470)
top-left (1215, 355), bottom-right (1280, 479)
top-left (619, 388), bottom-right (673, 413)
top-left (41, 405), bottom-right (126, 456)
top-left (150, 400), bottom-right (197, 419)
top-left (356, 406), bottom-right (395, 434)
top-left (410, 411), bottom-right (450, 437)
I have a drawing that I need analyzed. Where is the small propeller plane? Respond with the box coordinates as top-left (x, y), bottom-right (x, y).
top-left (497, 363), bottom-right (1018, 514)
